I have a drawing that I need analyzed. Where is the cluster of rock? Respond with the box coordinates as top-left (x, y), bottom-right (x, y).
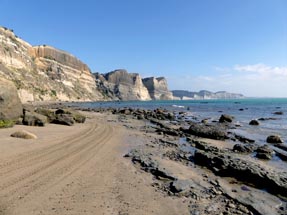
top-left (172, 90), bottom-right (244, 100)
top-left (96, 107), bottom-right (286, 215)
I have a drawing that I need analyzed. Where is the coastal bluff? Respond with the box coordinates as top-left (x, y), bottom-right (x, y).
top-left (94, 70), bottom-right (173, 101)
top-left (172, 90), bottom-right (244, 100)
top-left (0, 27), bottom-right (104, 103)
top-left (142, 77), bottom-right (173, 100)
top-left (0, 26), bottom-right (174, 103)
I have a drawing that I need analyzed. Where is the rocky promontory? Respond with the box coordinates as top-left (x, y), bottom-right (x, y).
top-left (94, 70), bottom-right (174, 101)
top-left (142, 77), bottom-right (173, 100)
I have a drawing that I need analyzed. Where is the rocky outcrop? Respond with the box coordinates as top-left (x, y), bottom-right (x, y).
top-left (0, 77), bottom-right (23, 120)
top-left (172, 90), bottom-right (244, 100)
top-left (194, 148), bottom-right (287, 198)
top-left (0, 26), bottom-right (104, 103)
top-left (142, 77), bottom-right (173, 100)
top-left (95, 69), bottom-right (151, 101)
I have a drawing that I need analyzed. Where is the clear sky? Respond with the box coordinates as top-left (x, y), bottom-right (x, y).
top-left (1, 0), bottom-right (286, 97)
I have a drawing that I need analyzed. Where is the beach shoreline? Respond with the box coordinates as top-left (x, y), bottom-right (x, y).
top-left (0, 104), bottom-right (286, 215)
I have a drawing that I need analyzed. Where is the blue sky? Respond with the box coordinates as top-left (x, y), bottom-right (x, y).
top-left (1, 0), bottom-right (286, 97)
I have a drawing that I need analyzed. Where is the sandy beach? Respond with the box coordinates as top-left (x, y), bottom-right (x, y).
top-left (0, 107), bottom-right (286, 215)
top-left (0, 112), bottom-right (188, 215)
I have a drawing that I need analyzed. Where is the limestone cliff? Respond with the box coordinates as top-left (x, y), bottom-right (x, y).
top-left (96, 70), bottom-right (151, 101)
top-left (0, 26), bottom-right (104, 103)
top-left (142, 77), bottom-right (173, 100)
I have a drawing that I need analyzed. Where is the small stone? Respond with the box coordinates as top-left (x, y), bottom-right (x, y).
top-left (266, 135), bottom-right (283, 144)
top-left (11, 130), bottom-right (37, 139)
top-left (273, 111), bottom-right (283, 115)
top-left (228, 203), bottom-right (236, 209)
top-left (219, 114), bottom-right (233, 123)
top-left (249, 119), bottom-right (259, 126)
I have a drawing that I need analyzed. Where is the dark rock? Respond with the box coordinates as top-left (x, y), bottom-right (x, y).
top-left (51, 114), bottom-right (75, 126)
top-left (249, 120), bottom-right (259, 126)
top-left (68, 110), bottom-right (86, 123)
top-left (22, 110), bottom-right (47, 126)
top-left (187, 122), bottom-right (228, 140)
top-left (54, 109), bottom-right (86, 123)
top-left (119, 108), bottom-right (131, 115)
top-left (170, 179), bottom-right (193, 193)
top-left (233, 134), bottom-right (255, 143)
top-left (0, 77), bottom-right (23, 121)
top-left (258, 117), bottom-right (278, 121)
top-left (266, 135), bottom-right (283, 144)
top-left (193, 149), bottom-right (287, 198)
top-left (256, 152), bottom-right (272, 160)
top-left (273, 111), bottom-right (283, 115)
top-left (126, 150), bottom-right (175, 181)
top-left (155, 127), bottom-right (179, 136)
top-left (192, 140), bottom-right (222, 152)
top-left (55, 109), bottom-right (65, 115)
top-left (35, 108), bottom-right (56, 122)
top-left (274, 149), bottom-right (287, 161)
top-left (233, 144), bottom-right (255, 153)
top-left (272, 143), bottom-right (287, 152)
top-left (137, 114), bottom-right (144, 120)
top-left (256, 145), bottom-right (274, 160)
top-left (219, 114), bottom-right (233, 123)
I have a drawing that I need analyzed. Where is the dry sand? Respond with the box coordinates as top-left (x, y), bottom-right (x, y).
top-left (0, 112), bottom-right (188, 215)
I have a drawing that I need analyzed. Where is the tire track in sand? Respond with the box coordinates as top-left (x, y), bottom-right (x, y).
top-left (0, 122), bottom-right (114, 212)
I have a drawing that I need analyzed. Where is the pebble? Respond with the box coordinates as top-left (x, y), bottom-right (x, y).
top-left (228, 203), bottom-right (236, 209)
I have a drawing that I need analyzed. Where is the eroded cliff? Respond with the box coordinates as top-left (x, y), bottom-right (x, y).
top-left (97, 69), bottom-right (151, 101)
top-left (142, 77), bottom-right (173, 100)
top-left (0, 27), bottom-right (104, 103)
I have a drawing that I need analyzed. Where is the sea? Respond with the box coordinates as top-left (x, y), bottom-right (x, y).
top-left (71, 98), bottom-right (287, 146)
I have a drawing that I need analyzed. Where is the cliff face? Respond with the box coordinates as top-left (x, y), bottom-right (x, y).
top-left (142, 77), bottom-right (173, 100)
top-left (0, 26), bottom-right (174, 102)
top-left (0, 27), bottom-right (104, 103)
top-left (172, 90), bottom-right (244, 100)
top-left (97, 70), bottom-right (151, 101)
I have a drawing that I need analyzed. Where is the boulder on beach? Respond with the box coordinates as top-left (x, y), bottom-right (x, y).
top-left (187, 123), bottom-right (228, 140)
top-left (266, 135), bottom-right (283, 144)
top-left (11, 130), bottom-right (37, 139)
top-left (233, 144), bottom-right (256, 153)
top-left (0, 77), bottom-right (23, 121)
top-left (51, 114), bottom-right (75, 126)
top-left (193, 148), bottom-right (287, 198)
top-left (22, 110), bottom-right (47, 127)
top-left (249, 119), bottom-right (259, 126)
top-left (55, 109), bottom-right (86, 123)
top-left (256, 145), bottom-right (274, 160)
top-left (169, 179), bottom-right (193, 194)
top-left (219, 114), bottom-right (233, 123)
top-left (35, 108), bottom-right (56, 122)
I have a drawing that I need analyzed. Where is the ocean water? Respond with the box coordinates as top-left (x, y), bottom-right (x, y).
top-left (72, 98), bottom-right (287, 145)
